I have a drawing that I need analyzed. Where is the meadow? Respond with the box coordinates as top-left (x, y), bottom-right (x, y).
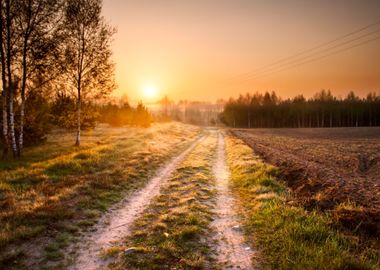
top-left (0, 123), bottom-right (200, 269)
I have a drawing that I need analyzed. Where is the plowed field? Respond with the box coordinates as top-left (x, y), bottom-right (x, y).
top-left (232, 127), bottom-right (380, 239)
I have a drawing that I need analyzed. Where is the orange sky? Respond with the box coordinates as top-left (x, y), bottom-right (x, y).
top-left (103, 0), bottom-right (380, 102)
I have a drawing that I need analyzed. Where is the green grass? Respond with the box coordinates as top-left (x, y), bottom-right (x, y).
top-left (0, 123), bottom-right (200, 269)
top-left (109, 134), bottom-right (218, 270)
top-left (225, 133), bottom-right (379, 270)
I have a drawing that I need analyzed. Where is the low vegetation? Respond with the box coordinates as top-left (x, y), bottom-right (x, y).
top-left (0, 123), bottom-right (200, 269)
top-left (109, 133), bottom-right (218, 270)
top-left (225, 133), bottom-right (379, 270)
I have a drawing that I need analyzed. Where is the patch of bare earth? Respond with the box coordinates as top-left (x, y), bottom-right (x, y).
top-left (66, 136), bottom-right (206, 270)
top-left (211, 132), bottom-right (254, 269)
top-left (232, 128), bottom-right (380, 239)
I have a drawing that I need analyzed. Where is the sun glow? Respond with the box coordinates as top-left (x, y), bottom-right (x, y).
top-left (143, 85), bottom-right (158, 99)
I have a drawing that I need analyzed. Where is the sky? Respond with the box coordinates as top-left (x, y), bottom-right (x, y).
top-left (103, 0), bottom-right (380, 103)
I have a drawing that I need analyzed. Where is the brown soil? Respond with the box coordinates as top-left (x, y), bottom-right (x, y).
top-left (232, 127), bottom-right (380, 240)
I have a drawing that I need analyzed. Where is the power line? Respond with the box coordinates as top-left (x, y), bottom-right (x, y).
top-left (245, 28), bottom-right (380, 80)
top-left (252, 35), bottom-right (380, 80)
top-left (225, 18), bottom-right (380, 83)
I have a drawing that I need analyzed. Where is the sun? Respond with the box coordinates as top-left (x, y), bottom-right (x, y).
top-left (143, 85), bottom-right (158, 99)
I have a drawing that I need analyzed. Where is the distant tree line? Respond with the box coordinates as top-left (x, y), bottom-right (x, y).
top-left (220, 90), bottom-right (380, 128)
top-left (0, 0), bottom-right (120, 158)
top-left (98, 100), bottom-right (152, 128)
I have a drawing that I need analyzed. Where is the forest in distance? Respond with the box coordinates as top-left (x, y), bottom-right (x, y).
top-left (220, 89), bottom-right (380, 128)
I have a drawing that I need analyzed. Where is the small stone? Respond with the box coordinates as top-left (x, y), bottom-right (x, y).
top-left (164, 232), bottom-right (169, 238)
top-left (124, 247), bottom-right (137, 255)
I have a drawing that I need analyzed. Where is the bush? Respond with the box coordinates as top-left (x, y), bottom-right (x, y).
top-left (51, 93), bottom-right (99, 130)
top-left (19, 90), bottom-right (52, 146)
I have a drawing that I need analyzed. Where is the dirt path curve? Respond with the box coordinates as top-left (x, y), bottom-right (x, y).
top-left (68, 135), bottom-right (206, 270)
top-left (211, 132), bottom-right (254, 269)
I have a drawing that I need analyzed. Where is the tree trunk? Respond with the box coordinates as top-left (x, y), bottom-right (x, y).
top-left (75, 88), bottom-right (81, 146)
top-left (301, 110), bottom-right (305, 127)
top-left (321, 110), bottom-right (324, 127)
top-left (316, 113), bottom-right (319, 128)
top-left (297, 113), bottom-right (300, 128)
top-left (247, 110), bottom-right (251, 128)
top-left (8, 84), bottom-right (17, 156)
top-left (6, 0), bottom-right (17, 157)
top-left (0, 0), bottom-right (9, 156)
top-left (1, 88), bottom-right (7, 156)
top-left (18, 100), bottom-right (25, 155)
top-left (356, 113), bottom-right (358, 127)
top-left (19, 37), bottom-right (29, 156)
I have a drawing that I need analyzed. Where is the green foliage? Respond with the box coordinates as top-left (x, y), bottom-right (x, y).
top-left (98, 101), bottom-right (152, 128)
top-left (0, 90), bottom-right (52, 149)
top-left (51, 92), bottom-right (99, 130)
top-left (133, 102), bottom-right (152, 127)
top-left (21, 91), bottom-right (52, 146)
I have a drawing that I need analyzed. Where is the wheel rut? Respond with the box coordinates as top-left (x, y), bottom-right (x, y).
top-left (211, 132), bottom-right (254, 269)
top-left (67, 135), bottom-right (206, 270)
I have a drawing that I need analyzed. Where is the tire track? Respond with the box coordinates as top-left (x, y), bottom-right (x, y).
top-left (211, 132), bottom-right (254, 269)
top-left (67, 135), bottom-right (207, 270)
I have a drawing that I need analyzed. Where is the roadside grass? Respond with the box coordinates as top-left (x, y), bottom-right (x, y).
top-left (0, 123), bottom-right (200, 269)
top-left (109, 133), bottom-right (218, 270)
top-left (225, 133), bottom-right (380, 270)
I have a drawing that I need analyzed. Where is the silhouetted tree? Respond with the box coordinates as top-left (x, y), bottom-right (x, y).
top-left (61, 0), bottom-right (115, 146)
top-left (16, 0), bottom-right (63, 155)
top-left (0, 0), bottom-right (18, 156)
top-left (221, 90), bottom-right (380, 128)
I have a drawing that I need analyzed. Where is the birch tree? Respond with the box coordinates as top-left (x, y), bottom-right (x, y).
top-left (0, 0), bottom-right (62, 157)
top-left (15, 0), bottom-right (62, 155)
top-left (0, 0), bottom-right (8, 156)
top-left (62, 0), bottom-right (115, 147)
top-left (0, 0), bottom-right (18, 157)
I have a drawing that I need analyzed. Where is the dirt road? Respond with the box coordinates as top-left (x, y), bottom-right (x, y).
top-left (64, 130), bottom-right (255, 269)
top-left (67, 135), bottom-right (206, 270)
top-left (211, 132), bottom-right (254, 269)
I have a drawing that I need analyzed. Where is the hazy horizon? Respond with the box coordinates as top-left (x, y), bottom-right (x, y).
top-left (103, 0), bottom-right (380, 103)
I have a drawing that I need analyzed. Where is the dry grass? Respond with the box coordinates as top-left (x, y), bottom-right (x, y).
top-left (0, 122), bottom-right (200, 269)
top-left (109, 131), bottom-right (218, 270)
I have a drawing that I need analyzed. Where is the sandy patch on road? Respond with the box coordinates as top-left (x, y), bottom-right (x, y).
top-left (211, 132), bottom-right (254, 269)
top-left (67, 136), bottom-right (206, 270)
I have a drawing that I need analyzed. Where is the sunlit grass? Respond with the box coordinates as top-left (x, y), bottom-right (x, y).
top-left (0, 123), bottom-right (200, 268)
